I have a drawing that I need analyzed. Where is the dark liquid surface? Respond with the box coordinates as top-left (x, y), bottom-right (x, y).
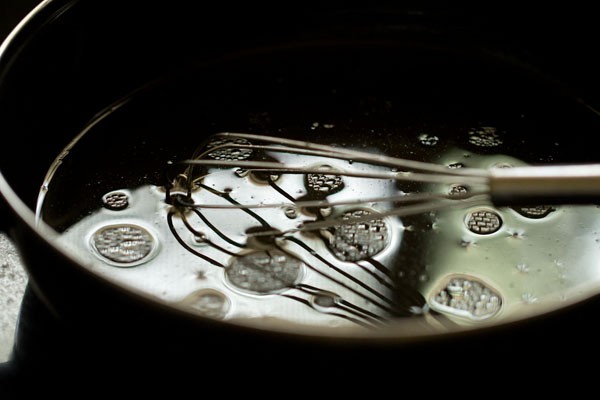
top-left (35, 43), bottom-right (600, 334)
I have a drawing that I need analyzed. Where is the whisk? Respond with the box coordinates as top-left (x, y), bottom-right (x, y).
top-left (156, 131), bottom-right (600, 324)
top-left (171, 131), bottom-right (600, 234)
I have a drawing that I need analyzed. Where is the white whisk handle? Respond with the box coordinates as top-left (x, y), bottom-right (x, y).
top-left (489, 164), bottom-right (600, 206)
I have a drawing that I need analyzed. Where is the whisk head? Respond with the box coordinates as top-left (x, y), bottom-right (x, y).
top-left (167, 132), bottom-right (492, 234)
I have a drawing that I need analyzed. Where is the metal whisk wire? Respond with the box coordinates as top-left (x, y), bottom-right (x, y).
top-left (171, 131), bottom-right (498, 236)
top-left (175, 132), bottom-right (600, 220)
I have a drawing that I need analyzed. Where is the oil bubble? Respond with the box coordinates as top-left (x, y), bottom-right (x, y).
top-left (90, 223), bottom-right (157, 266)
top-left (323, 209), bottom-right (390, 262)
top-left (102, 190), bottom-right (129, 211)
top-left (512, 205), bottom-right (555, 219)
top-left (225, 250), bottom-right (303, 294)
top-left (430, 275), bottom-right (502, 320)
top-left (465, 209), bottom-right (502, 235)
top-left (180, 289), bottom-right (231, 319)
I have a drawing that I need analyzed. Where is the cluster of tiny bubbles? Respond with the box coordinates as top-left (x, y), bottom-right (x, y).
top-left (431, 275), bottom-right (502, 320)
top-left (465, 208), bottom-right (503, 235)
top-left (309, 122), bottom-right (335, 130)
top-left (447, 162), bottom-right (465, 169)
top-left (521, 292), bottom-right (538, 304)
top-left (180, 289), bottom-right (231, 319)
top-left (225, 249), bottom-right (303, 294)
top-left (90, 224), bottom-right (157, 266)
top-left (322, 209), bottom-right (390, 262)
top-left (516, 263), bottom-right (530, 273)
top-left (102, 190), bottom-right (129, 211)
top-left (205, 137), bottom-right (253, 161)
top-left (467, 126), bottom-right (503, 147)
top-left (418, 133), bottom-right (439, 146)
top-left (460, 237), bottom-right (477, 249)
top-left (449, 184), bottom-right (469, 196)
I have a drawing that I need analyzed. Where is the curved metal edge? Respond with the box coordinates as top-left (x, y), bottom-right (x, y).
top-left (0, 0), bottom-right (77, 234)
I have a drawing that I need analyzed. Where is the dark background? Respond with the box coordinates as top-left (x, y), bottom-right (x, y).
top-left (0, 0), bottom-right (39, 39)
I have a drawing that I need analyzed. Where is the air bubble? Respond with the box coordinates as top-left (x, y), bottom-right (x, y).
top-left (460, 238), bottom-right (477, 249)
top-left (234, 168), bottom-right (249, 178)
top-left (319, 207), bottom-right (333, 217)
top-left (311, 292), bottom-right (339, 310)
top-left (492, 162), bottom-right (513, 169)
top-left (507, 229), bottom-right (525, 239)
top-left (192, 232), bottom-right (209, 246)
top-left (250, 170), bottom-right (280, 184)
top-left (447, 162), bottom-right (464, 169)
top-left (284, 206), bottom-right (298, 219)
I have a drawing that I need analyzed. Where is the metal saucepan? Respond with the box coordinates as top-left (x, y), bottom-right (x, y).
top-left (2, 0), bottom-right (600, 385)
